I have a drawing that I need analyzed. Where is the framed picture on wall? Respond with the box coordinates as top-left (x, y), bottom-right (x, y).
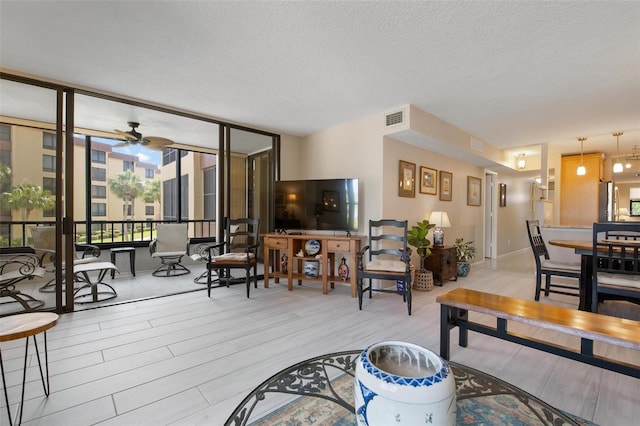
top-left (420, 166), bottom-right (437, 195)
top-left (467, 176), bottom-right (482, 206)
top-left (398, 160), bottom-right (416, 198)
top-left (439, 170), bottom-right (452, 201)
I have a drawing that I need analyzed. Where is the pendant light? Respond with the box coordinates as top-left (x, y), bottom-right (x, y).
top-left (577, 137), bottom-right (586, 176)
top-left (613, 132), bottom-right (624, 173)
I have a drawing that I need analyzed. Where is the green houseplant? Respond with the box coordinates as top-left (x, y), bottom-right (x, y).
top-left (454, 238), bottom-right (476, 277)
top-left (407, 220), bottom-right (436, 268)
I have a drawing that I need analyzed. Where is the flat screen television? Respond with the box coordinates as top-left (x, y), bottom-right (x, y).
top-left (274, 178), bottom-right (359, 232)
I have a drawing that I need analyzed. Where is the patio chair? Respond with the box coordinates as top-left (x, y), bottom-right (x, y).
top-left (357, 219), bottom-right (412, 315)
top-left (149, 223), bottom-right (190, 277)
top-left (29, 225), bottom-right (101, 292)
top-left (206, 218), bottom-right (260, 298)
top-left (526, 220), bottom-right (581, 301)
top-left (592, 222), bottom-right (640, 313)
top-left (0, 252), bottom-right (46, 311)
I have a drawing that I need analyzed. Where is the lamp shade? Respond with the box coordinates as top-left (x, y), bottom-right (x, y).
top-left (429, 211), bottom-right (451, 228)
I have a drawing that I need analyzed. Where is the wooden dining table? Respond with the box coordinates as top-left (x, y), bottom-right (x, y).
top-left (548, 239), bottom-right (640, 311)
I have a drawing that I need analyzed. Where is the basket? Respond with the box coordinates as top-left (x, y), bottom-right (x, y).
top-left (413, 269), bottom-right (434, 291)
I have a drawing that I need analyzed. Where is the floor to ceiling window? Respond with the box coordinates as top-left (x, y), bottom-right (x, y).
top-left (0, 74), bottom-right (279, 315)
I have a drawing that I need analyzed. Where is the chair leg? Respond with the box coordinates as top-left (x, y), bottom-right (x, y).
top-left (544, 275), bottom-right (551, 296)
top-left (357, 278), bottom-right (363, 310)
top-left (534, 273), bottom-right (542, 301)
top-left (207, 267), bottom-right (213, 298)
top-left (405, 279), bottom-right (412, 315)
top-left (245, 269), bottom-right (251, 298)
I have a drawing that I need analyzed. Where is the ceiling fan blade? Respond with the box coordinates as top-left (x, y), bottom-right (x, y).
top-left (143, 136), bottom-right (174, 147)
top-left (114, 129), bottom-right (136, 140)
top-left (112, 141), bottom-right (129, 148)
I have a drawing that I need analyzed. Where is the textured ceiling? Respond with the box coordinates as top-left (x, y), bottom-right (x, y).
top-left (1, 1), bottom-right (639, 164)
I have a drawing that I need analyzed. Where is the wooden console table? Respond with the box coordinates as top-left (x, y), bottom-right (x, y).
top-left (263, 233), bottom-right (362, 297)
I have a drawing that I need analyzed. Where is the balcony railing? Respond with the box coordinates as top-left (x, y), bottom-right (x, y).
top-left (0, 219), bottom-right (217, 249)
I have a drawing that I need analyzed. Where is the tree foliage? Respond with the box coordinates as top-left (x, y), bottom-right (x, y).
top-left (3, 182), bottom-right (55, 220)
top-left (108, 170), bottom-right (144, 220)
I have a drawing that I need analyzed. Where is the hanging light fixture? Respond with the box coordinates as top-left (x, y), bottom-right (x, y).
top-left (516, 153), bottom-right (526, 169)
top-left (577, 137), bottom-right (586, 176)
top-left (613, 132), bottom-right (624, 173)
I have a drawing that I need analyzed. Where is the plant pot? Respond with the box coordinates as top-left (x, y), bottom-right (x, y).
top-left (457, 261), bottom-right (471, 277)
top-left (354, 341), bottom-right (456, 426)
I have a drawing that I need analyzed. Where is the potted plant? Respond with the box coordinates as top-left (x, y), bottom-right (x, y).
top-left (407, 220), bottom-right (436, 291)
top-left (407, 220), bottom-right (436, 268)
top-left (454, 238), bottom-right (476, 277)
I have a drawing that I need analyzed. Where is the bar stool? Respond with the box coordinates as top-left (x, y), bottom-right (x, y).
top-left (0, 312), bottom-right (58, 426)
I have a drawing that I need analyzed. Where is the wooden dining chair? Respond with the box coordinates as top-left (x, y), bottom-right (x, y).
top-left (206, 218), bottom-right (260, 298)
top-left (526, 220), bottom-right (581, 301)
top-left (592, 222), bottom-right (640, 313)
top-left (357, 219), bottom-right (412, 315)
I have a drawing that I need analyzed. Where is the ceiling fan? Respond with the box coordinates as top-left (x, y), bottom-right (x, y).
top-left (113, 122), bottom-right (174, 151)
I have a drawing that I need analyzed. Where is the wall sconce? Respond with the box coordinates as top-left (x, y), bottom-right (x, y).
top-left (516, 154), bottom-right (526, 170)
top-left (288, 193), bottom-right (297, 202)
top-left (428, 211), bottom-right (451, 247)
top-left (499, 183), bottom-right (507, 207)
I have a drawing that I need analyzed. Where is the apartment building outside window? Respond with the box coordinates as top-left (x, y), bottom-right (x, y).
top-left (163, 176), bottom-right (189, 220)
top-left (43, 132), bottom-right (56, 150)
top-left (145, 205), bottom-right (154, 216)
top-left (91, 202), bottom-right (106, 216)
top-left (203, 167), bottom-right (216, 219)
top-left (91, 167), bottom-right (106, 181)
top-left (91, 149), bottom-right (106, 164)
top-left (91, 185), bottom-right (106, 198)
top-left (43, 154), bottom-right (56, 172)
top-left (123, 160), bottom-right (134, 172)
top-left (145, 168), bottom-right (155, 178)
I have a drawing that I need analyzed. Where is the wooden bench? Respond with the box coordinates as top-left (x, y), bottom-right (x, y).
top-left (436, 288), bottom-right (640, 378)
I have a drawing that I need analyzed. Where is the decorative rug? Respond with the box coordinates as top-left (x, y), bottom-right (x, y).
top-left (227, 351), bottom-right (597, 426)
top-left (250, 370), bottom-right (597, 426)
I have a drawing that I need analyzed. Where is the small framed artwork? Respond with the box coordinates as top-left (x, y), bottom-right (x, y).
top-left (322, 190), bottom-right (339, 212)
top-left (467, 176), bottom-right (482, 206)
top-left (499, 183), bottom-right (507, 207)
top-left (398, 160), bottom-right (416, 198)
top-left (439, 170), bottom-right (452, 201)
top-left (420, 166), bottom-right (437, 195)
top-left (275, 192), bottom-right (285, 206)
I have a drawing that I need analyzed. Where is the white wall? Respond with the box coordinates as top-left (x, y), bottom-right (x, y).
top-left (382, 137), bottom-right (485, 261)
top-left (298, 112), bottom-right (386, 233)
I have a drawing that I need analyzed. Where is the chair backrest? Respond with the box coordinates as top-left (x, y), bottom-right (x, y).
top-left (367, 219), bottom-right (408, 261)
top-left (526, 220), bottom-right (549, 267)
top-left (30, 225), bottom-right (56, 252)
top-left (29, 225), bottom-right (75, 263)
top-left (226, 218), bottom-right (259, 253)
top-left (154, 223), bottom-right (189, 253)
top-left (593, 222), bottom-right (640, 276)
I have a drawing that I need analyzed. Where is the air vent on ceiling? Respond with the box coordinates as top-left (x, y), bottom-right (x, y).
top-left (470, 136), bottom-right (484, 152)
top-left (385, 110), bottom-right (404, 127)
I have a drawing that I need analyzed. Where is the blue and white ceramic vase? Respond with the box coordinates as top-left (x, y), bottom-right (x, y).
top-left (354, 341), bottom-right (456, 426)
top-left (457, 261), bottom-right (470, 277)
top-left (338, 257), bottom-right (349, 281)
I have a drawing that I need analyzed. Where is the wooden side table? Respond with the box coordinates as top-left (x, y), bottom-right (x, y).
top-left (0, 312), bottom-right (58, 426)
top-left (424, 246), bottom-right (458, 285)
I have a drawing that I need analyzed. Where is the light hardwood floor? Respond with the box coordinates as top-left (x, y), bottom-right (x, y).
top-left (1, 250), bottom-right (639, 426)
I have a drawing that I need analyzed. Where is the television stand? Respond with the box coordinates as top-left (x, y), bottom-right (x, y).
top-left (263, 233), bottom-right (362, 297)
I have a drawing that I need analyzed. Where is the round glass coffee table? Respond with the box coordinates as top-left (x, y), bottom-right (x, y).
top-left (226, 350), bottom-right (586, 426)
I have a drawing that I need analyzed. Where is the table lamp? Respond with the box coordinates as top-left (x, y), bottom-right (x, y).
top-left (429, 211), bottom-right (451, 247)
